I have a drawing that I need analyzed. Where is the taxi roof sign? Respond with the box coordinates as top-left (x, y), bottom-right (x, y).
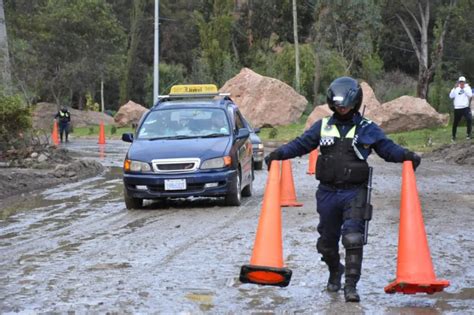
top-left (170, 84), bottom-right (218, 95)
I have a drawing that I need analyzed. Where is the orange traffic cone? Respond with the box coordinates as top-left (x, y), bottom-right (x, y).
top-left (51, 120), bottom-right (60, 145)
top-left (240, 160), bottom-right (292, 287)
top-left (385, 161), bottom-right (450, 294)
top-left (306, 149), bottom-right (318, 175)
top-left (98, 121), bottom-right (106, 144)
top-left (280, 159), bottom-right (303, 207)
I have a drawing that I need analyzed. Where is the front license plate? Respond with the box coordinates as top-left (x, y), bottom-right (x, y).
top-left (164, 179), bottom-right (186, 190)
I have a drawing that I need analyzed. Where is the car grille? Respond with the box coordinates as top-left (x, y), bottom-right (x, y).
top-left (148, 183), bottom-right (204, 193)
top-left (151, 158), bottom-right (201, 173)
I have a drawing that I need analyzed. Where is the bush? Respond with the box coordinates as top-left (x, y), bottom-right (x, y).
top-left (373, 70), bottom-right (417, 103)
top-left (85, 92), bottom-right (100, 111)
top-left (360, 52), bottom-right (384, 86)
top-left (111, 125), bottom-right (117, 135)
top-left (0, 93), bottom-right (32, 146)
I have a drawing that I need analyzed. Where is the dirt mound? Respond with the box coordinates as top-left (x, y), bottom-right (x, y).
top-left (0, 147), bottom-right (104, 200)
top-left (424, 142), bottom-right (474, 165)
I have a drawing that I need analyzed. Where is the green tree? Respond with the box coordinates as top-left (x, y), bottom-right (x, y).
top-left (193, 0), bottom-right (238, 86)
top-left (7, 0), bottom-right (125, 108)
top-left (382, 0), bottom-right (456, 99)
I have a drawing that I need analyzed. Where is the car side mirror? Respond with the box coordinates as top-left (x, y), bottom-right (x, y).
top-left (122, 133), bottom-right (134, 143)
top-left (236, 128), bottom-right (250, 140)
top-left (253, 127), bottom-right (261, 133)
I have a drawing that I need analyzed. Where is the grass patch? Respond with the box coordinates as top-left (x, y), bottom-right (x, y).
top-left (387, 125), bottom-right (454, 153)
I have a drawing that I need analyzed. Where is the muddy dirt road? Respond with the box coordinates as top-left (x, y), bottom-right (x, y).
top-left (0, 140), bottom-right (473, 313)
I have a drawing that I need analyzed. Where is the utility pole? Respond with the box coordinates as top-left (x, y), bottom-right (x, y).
top-left (292, 0), bottom-right (300, 93)
top-left (153, 0), bottom-right (159, 105)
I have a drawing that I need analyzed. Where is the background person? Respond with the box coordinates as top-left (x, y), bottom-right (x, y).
top-left (210, 111), bottom-right (228, 133)
top-left (54, 106), bottom-right (71, 142)
top-left (449, 76), bottom-right (472, 141)
top-left (264, 76), bottom-right (421, 303)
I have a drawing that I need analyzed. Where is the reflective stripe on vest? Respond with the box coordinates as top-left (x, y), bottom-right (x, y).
top-left (320, 117), bottom-right (365, 160)
top-left (321, 117), bottom-right (356, 139)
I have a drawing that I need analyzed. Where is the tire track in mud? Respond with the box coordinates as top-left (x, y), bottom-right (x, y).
top-left (158, 196), bottom-right (262, 267)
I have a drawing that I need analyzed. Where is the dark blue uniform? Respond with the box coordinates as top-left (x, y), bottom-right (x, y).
top-left (55, 109), bottom-right (71, 142)
top-left (273, 112), bottom-right (407, 292)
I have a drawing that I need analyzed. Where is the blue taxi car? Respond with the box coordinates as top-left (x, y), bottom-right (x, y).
top-left (121, 84), bottom-right (254, 209)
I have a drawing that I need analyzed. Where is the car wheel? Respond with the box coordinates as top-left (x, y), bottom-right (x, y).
top-left (254, 161), bottom-right (263, 170)
top-left (124, 188), bottom-right (143, 210)
top-left (225, 172), bottom-right (242, 206)
top-left (242, 177), bottom-right (253, 197)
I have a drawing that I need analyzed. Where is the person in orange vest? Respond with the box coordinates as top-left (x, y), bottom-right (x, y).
top-left (265, 76), bottom-right (421, 302)
top-left (55, 107), bottom-right (71, 142)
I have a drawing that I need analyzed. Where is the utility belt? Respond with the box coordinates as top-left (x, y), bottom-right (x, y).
top-left (319, 182), bottom-right (365, 191)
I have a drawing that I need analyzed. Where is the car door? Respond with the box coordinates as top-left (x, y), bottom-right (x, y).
top-left (232, 109), bottom-right (253, 187)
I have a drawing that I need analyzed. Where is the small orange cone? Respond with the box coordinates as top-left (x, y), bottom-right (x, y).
top-left (240, 160), bottom-right (292, 287)
top-left (51, 120), bottom-right (60, 145)
top-left (280, 159), bottom-right (303, 207)
top-left (385, 161), bottom-right (450, 294)
top-left (98, 121), bottom-right (106, 144)
top-left (306, 149), bottom-right (318, 175)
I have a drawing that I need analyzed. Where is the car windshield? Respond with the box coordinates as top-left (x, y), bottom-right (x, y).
top-left (137, 108), bottom-right (230, 140)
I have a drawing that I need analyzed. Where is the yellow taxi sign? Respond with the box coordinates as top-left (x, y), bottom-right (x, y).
top-left (170, 84), bottom-right (218, 95)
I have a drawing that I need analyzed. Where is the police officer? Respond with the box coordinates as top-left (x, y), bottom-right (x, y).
top-left (264, 77), bottom-right (421, 302)
top-left (55, 107), bottom-right (71, 142)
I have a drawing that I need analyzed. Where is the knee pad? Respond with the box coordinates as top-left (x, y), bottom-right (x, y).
top-left (342, 233), bottom-right (364, 250)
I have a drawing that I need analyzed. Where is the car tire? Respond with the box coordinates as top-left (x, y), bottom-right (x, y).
top-left (225, 172), bottom-right (242, 206)
top-left (124, 189), bottom-right (143, 210)
top-left (242, 165), bottom-right (254, 197)
top-left (242, 178), bottom-right (253, 197)
top-left (254, 161), bottom-right (263, 170)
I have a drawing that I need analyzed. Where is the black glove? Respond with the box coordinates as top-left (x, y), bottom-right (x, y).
top-left (264, 150), bottom-right (283, 170)
top-left (403, 150), bottom-right (421, 171)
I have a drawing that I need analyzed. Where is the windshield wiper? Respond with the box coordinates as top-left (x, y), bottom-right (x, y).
top-left (148, 135), bottom-right (197, 141)
top-left (200, 133), bottom-right (228, 138)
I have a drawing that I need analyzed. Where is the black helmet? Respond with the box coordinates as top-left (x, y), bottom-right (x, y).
top-left (326, 76), bottom-right (363, 112)
top-left (61, 106), bottom-right (68, 112)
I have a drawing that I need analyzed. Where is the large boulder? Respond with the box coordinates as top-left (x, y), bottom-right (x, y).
top-left (32, 102), bottom-right (115, 131)
top-left (305, 83), bottom-right (448, 133)
top-left (220, 68), bottom-right (308, 127)
top-left (114, 101), bottom-right (149, 127)
top-left (304, 105), bottom-right (332, 130)
top-left (377, 96), bottom-right (449, 133)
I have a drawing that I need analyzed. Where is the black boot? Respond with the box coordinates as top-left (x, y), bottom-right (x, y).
top-left (342, 233), bottom-right (364, 303)
top-left (344, 281), bottom-right (360, 302)
top-left (316, 239), bottom-right (343, 292)
top-left (327, 263), bottom-right (344, 292)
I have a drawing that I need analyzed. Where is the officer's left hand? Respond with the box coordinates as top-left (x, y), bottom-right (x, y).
top-left (404, 150), bottom-right (421, 171)
top-left (264, 150), bottom-right (282, 170)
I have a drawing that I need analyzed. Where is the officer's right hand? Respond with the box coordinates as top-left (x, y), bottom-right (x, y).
top-left (264, 150), bottom-right (282, 170)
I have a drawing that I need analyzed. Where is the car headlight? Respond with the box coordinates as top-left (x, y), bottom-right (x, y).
top-left (257, 143), bottom-right (264, 150)
top-left (201, 156), bottom-right (231, 169)
top-left (123, 159), bottom-right (151, 172)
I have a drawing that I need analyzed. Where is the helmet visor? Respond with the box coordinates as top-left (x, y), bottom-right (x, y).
top-left (331, 89), bottom-right (357, 109)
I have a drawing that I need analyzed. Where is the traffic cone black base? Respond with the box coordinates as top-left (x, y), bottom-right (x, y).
top-left (240, 264), bottom-right (292, 287)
